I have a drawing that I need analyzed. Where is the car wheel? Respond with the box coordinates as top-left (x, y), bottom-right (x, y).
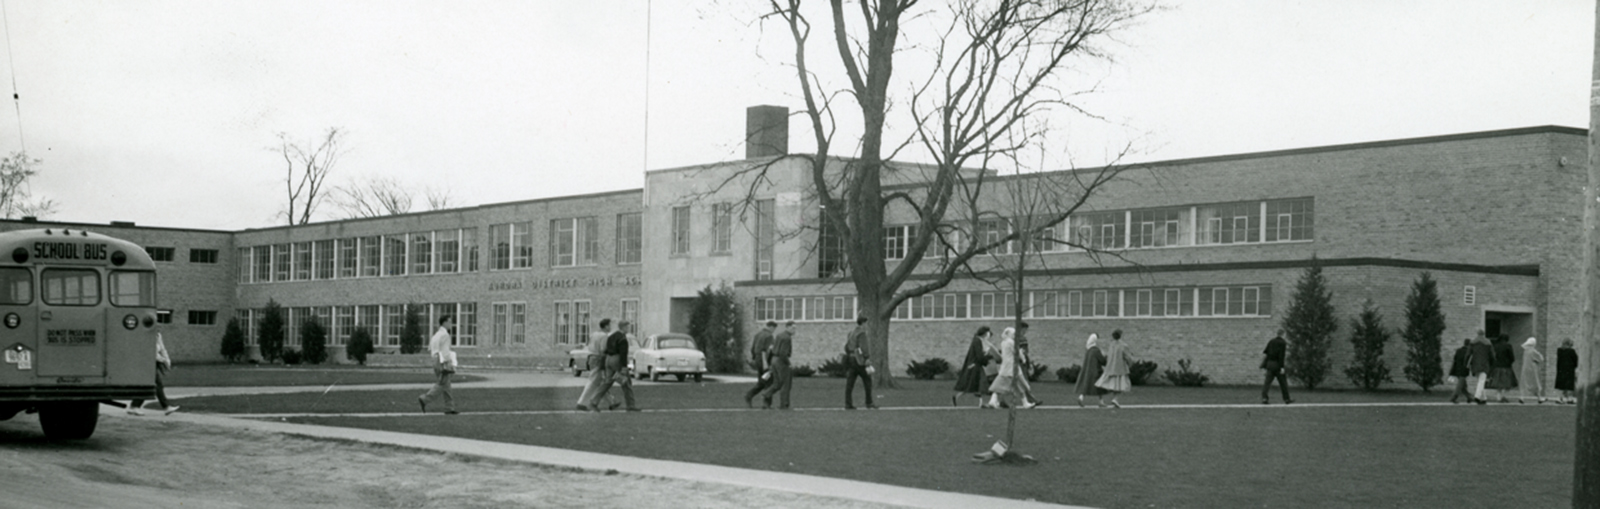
top-left (694, 373), bottom-right (703, 383)
top-left (675, 374), bottom-right (686, 382)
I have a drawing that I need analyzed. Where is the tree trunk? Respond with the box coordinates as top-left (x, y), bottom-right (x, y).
top-left (1577, 3), bottom-right (1600, 504)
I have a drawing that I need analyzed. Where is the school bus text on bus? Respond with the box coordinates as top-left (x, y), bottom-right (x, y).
top-left (30, 242), bottom-right (108, 261)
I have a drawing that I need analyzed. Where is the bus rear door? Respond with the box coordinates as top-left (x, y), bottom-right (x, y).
top-left (36, 268), bottom-right (106, 378)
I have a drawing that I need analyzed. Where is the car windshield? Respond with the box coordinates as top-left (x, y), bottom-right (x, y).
top-left (657, 338), bottom-right (697, 350)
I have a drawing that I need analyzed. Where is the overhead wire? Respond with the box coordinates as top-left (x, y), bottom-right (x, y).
top-left (0, 0), bottom-right (23, 153)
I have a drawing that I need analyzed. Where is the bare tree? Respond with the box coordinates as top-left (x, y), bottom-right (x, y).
top-left (276, 128), bottom-right (346, 225)
top-left (331, 176), bottom-right (457, 219)
top-left (752, 0), bottom-right (1152, 386)
top-left (0, 151), bottom-right (57, 219)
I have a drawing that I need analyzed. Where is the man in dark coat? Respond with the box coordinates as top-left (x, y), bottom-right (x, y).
top-left (1467, 329), bottom-right (1495, 405)
top-left (1261, 329), bottom-right (1292, 404)
top-left (761, 321), bottom-right (795, 409)
top-left (743, 321), bottom-right (778, 407)
top-left (590, 320), bottom-right (639, 412)
top-left (1448, 338), bottom-right (1473, 404)
top-left (843, 317), bottom-right (877, 410)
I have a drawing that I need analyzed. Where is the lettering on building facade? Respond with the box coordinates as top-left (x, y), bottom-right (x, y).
top-left (488, 276), bottom-right (641, 292)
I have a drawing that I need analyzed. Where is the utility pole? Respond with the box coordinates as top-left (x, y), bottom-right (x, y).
top-left (1578, 2), bottom-right (1600, 505)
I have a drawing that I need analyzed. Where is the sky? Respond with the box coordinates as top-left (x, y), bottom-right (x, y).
top-left (0, 0), bottom-right (1590, 231)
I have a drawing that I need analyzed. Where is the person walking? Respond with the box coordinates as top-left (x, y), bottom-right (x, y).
top-left (986, 327), bottom-right (1029, 409)
top-left (1487, 334), bottom-right (1518, 403)
top-left (1014, 322), bottom-right (1042, 407)
top-left (1517, 337), bottom-right (1546, 404)
top-left (760, 321), bottom-right (795, 409)
top-left (1093, 329), bottom-right (1134, 408)
top-left (577, 319), bottom-right (620, 411)
top-left (843, 317), bottom-right (877, 410)
top-left (1074, 333), bottom-right (1108, 408)
top-left (953, 326), bottom-right (993, 407)
top-left (1260, 329), bottom-right (1292, 405)
top-left (128, 327), bottom-right (178, 416)
top-left (590, 320), bottom-right (640, 412)
top-left (418, 315), bottom-right (459, 414)
top-left (1467, 330), bottom-right (1494, 405)
top-left (1555, 339), bottom-right (1578, 404)
top-left (1448, 339), bottom-right (1472, 404)
top-left (743, 321), bottom-right (778, 407)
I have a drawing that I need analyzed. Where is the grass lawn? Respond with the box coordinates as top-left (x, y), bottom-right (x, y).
top-left (177, 377), bottom-right (1577, 508)
top-left (164, 364), bottom-right (486, 387)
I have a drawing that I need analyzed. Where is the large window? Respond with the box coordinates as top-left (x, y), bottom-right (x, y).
top-left (755, 199), bottom-right (774, 279)
top-left (42, 269), bottom-right (99, 306)
top-left (1072, 212), bottom-right (1124, 250)
top-left (273, 244), bottom-right (291, 281)
top-left (293, 242), bottom-right (312, 280)
top-left (616, 213), bottom-right (642, 264)
top-left (189, 249), bottom-right (218, 264)
top-left (411, 232), bottom-right (433, 275)
top-left (513, 221), bottom-right (534, 268)
top-left (337, 238), bottom-right (357, 278)
top-left (188, 310), bottom-right (218, 325)
top-left (620, 298), bottom-right (639, 334)
top-left (490, 223), bottom-right (511, 270)
top-left (360, 236), bottom-right (381, 277)
top-left (553, 301), bottom-right (572, 345)
top-left (145, 247), bottom-right (175, 262)
top-left (492, 302), bottom-right (526, 345)
top-left (109, 271), bottom-right (155, 307)
top-left (978, 219), bottom-right (1012, 254)
top-left (238, 248), bottom-right (252, 283)
top-left (490, 223), bottom-right (534, 270)
top-left (456, 302), bottom-right (477, 346)
top-left (550, 217), bottom-right (598, 267)
top-left (383, 304), bottom-right (404, 346)
top-left (671, 206), bottom-right (691, 255)
top-left (1265, 197), bottom-right (1314, 242)
top-left (884, 225), bottom-right (915, 260)
top-left (712, 203), bottom-right (733, 254)
top-left (1131, 208), bottom-right (1187, 248)
top-left (383, 235), bottom-right (407, 276)
top-left (435, 229), bottom-right (460, 273)
top-left (313, 240), bottom-right (334, 280)
top-left (461, 228), bottom-right (480, 272)
top-left (1197, 201), bottom-right (1260, 245)
top-left (334, 306), bottom-right (354, 346)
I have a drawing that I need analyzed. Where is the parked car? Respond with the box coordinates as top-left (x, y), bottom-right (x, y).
top-left (631, 333), bottom-right (707, 382)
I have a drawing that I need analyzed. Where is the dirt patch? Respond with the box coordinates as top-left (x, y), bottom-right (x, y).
top-left (0, 413), bottom-right (898, 509)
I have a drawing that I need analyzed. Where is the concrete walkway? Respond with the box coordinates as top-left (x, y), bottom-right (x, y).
top-left (143, 371), bottom-right (1088, 509)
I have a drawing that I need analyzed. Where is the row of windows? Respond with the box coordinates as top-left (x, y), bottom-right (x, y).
top-left (673, 200), bottom-right (779, 282)
top-left (0, 267), bottom-right (156, 307)
top-left (240, 214), bottom-right (645, 284)
top-left (145, 247), bottom-right (220, 264)
top-left (877, 197), bottom-right (1314, 261)
top-left (754, 285), bottom-right (1273, 322)
top-left (231, 299), bottom-right (642, 348)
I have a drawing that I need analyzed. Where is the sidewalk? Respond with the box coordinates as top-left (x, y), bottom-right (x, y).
top-left (151, 372), bottom-right (1089, 509)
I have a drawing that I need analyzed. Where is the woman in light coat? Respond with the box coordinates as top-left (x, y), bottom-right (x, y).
top-left (1074, 333), bottom-right (1108, 407)
top-left (986, 327), bottom-right (1037, 409)
top-left (1094, 329), bottom-right (1134, 408)
top-left (1518, 337), bottom-right (1545, 404)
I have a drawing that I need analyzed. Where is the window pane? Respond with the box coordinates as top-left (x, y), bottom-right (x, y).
top-left (42, 269), bottom-right (99, 306)
top-left (109, 271), bottom-right (156, 307)
top-left (0, 267), bottom-right (30, 304)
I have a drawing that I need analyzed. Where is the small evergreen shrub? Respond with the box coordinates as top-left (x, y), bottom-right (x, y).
top-left (281, 348), bottom-right (303, 365)
top-left (687, 284), bottom-right (745, 373)
top-left (1056, 364), bottom-right (1082, 383)
top-left (818, 355), bottom-right (850, 378)
top-left (791, 364), bottom-right (815, 377)
top-left (1129, 360), bottom-right (1159, 386)
top-left (1026, 361), bottom-right (1050, 382)
top-left (220, 317), bottom-right (247, 363)
top-left (258, 299), bottom-right (285, 363)
top-left (300, 317), bottom-right (328, 365)
top-left (1344, 299), bottom-right (1394, 391)
top-left (1162, 358), bottom-right (1211, 387)
top-left (906, 358), bottom-right (951, 380)
top-left (346, 327), bottom-right (375, 365)
top-left (399, 303), bottom-right (425, 354)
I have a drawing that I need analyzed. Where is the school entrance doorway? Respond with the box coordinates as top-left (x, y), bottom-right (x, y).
top-left (1484, 310), bottom-right (1533, 342)
top-left (668, 298), bottom-right (695, 334)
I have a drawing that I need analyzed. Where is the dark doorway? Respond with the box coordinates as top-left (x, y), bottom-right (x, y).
top-left (669, 297), bottom-right (695, 334)
top-left (1484, 311), bottom-right (1533, 342)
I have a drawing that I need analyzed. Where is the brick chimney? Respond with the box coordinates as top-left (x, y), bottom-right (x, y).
top-left (745, 105), bottom-right (789, 159)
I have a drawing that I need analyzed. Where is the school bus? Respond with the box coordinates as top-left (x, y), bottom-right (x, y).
top-left (0, 228), bottom-right (159, 439)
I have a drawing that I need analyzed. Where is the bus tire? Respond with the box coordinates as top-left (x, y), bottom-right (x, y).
top-left (39, 402), bottom-right (99, 440)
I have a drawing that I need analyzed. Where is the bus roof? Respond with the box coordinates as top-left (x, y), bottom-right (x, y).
top-left (0, 228), bottom-right (157, 269)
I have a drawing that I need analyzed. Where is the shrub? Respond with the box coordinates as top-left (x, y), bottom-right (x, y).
top-left (399, 303), bottom-right (425, 354)
top-left (1162, 358), bottom-right (1211, 387)
top-left (1402, 272), bottom-right (1446, 391)
top-left (1284, 262), bottom-right (1337, 390)
top-left (906, 358), bottom-right (951, 380)
top-left (300, 317), bottom-right (328, 365)
top-left (687, 284), bottom-right (745, 373)
top-left (280, 348), bottom-right (303, 365)
top-left (220, 317), bottom-right (248, 363)
top-left (791, 364), bottom-right (815, 377)
top-left (1344, 299), bottom-right (1394, 391)
top-left (346, 327), bottom-right (375, 365)
top-left (1056, 364), bottom-right (1082, 383)
top-left (1129, 360), bottom-right (1159, 386)
top-left (258, 299), bottom-right (285, 363)
top-left (1026, 361), bottom-right (1049, 382)
top-left (818, 355), bottom-right (850, 378)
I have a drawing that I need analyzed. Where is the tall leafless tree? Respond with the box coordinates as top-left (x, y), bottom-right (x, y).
top-left (0, 151), bottom-right (57, 219)
top-left (276, 127), bottom-right (346, 225)
top-left (331, 176), bottom-right (457, 219)
top-left (752, 0), bottom-right (1152, 386)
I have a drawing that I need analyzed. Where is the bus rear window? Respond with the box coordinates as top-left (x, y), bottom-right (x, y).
top-left (41, 269), bottom-right (100, 306)
top-left (110, 271), bottom-right (156, 307)
top-left (0, 267), bottom-right (30, 305)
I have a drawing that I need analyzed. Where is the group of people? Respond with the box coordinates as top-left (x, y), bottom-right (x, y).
top-left (1448, 330), bottom-right (1579, 405)
top-left (743, 317), bottom-right (880, 410)
top-left (950, 323), bottom-right (1134, 410)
